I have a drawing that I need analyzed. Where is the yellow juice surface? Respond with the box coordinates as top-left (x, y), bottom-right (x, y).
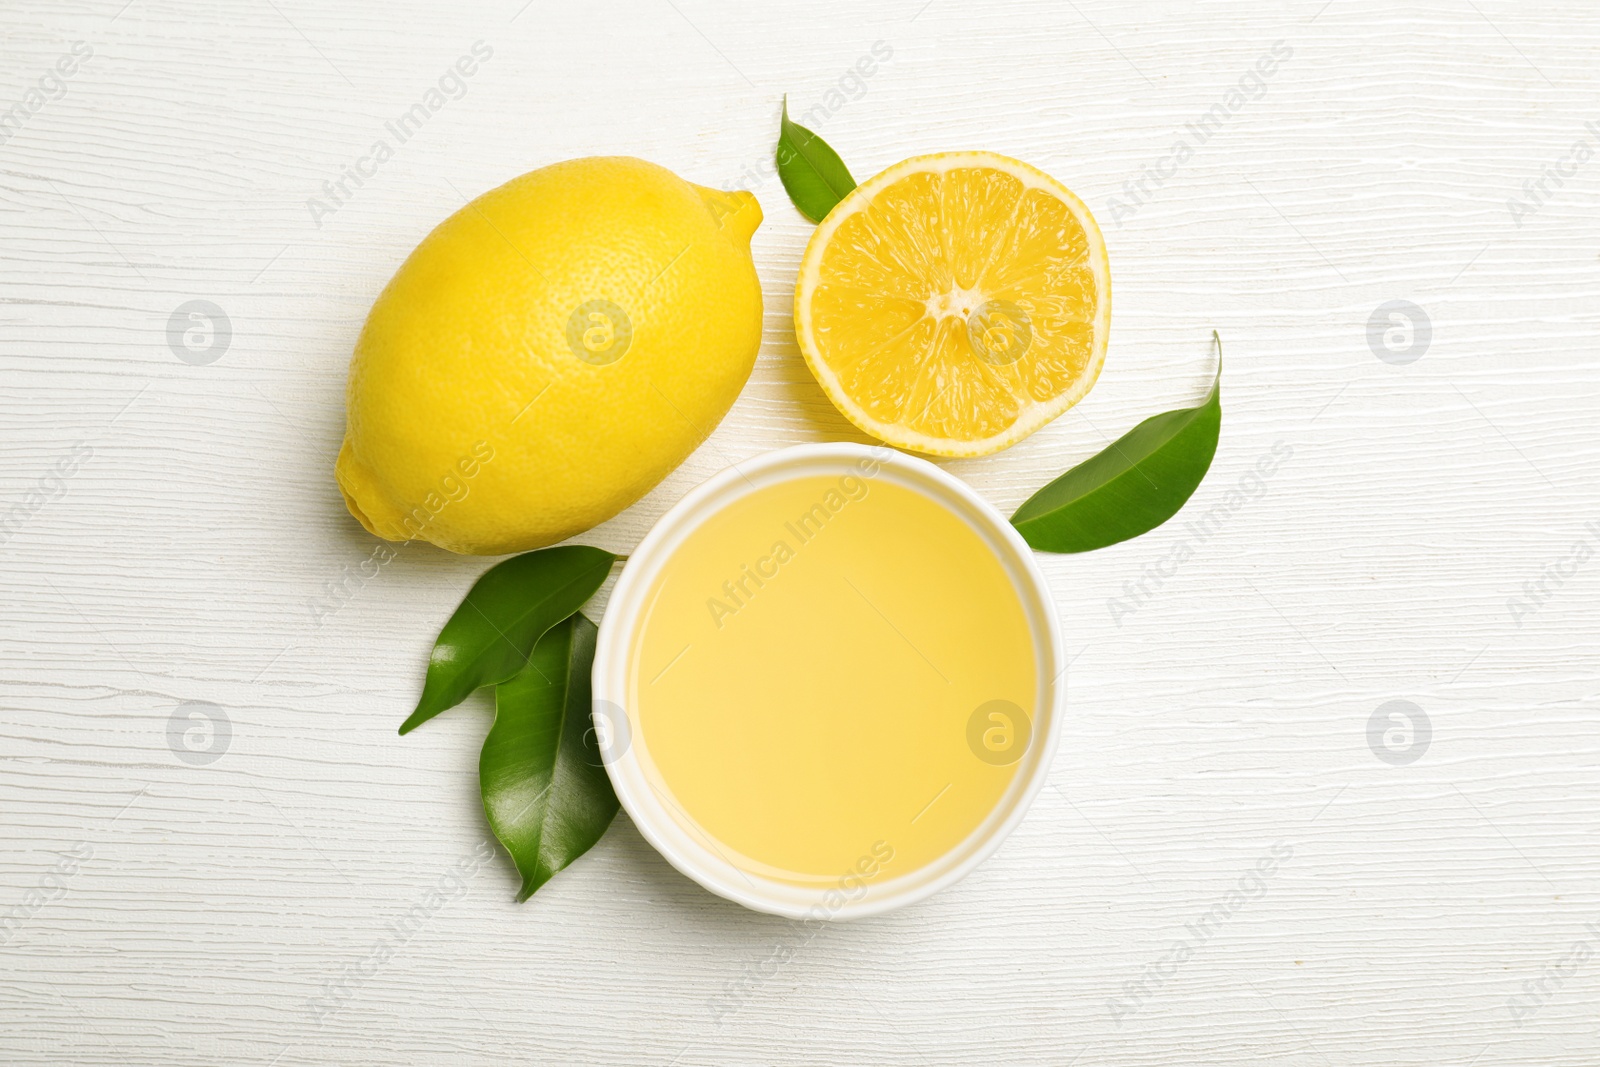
top-left (628, 469), bottom-right (1037, 887)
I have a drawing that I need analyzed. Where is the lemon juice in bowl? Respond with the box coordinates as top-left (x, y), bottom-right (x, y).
top-left (593, 444), bottom-right (1061, 918)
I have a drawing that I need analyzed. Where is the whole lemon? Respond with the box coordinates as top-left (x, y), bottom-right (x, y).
top-left (335, 157), bottom-right (763, 555)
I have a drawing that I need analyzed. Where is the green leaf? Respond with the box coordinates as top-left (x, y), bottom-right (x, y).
top-left (1011, 333), bottom-right (1223, 553)
top-left (399, 545), bottom-right (615, 735)
top-left (777, 96), bottom-right (857, 223)
top-left (481, 613), bottom-right (618, 900)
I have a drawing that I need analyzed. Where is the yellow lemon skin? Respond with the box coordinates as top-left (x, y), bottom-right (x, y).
top-left (336, 156), bottom-right (763, 555)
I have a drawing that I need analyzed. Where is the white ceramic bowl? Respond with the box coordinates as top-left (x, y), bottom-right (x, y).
top-left (592, 443), bottom-right (1062, 919)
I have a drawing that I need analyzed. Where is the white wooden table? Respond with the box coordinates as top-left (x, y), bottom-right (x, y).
top-left (3, 1), bottom-right (1597, 1063)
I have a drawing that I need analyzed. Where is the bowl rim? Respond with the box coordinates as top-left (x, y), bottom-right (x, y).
top-left (591, 442), bottom-right (1063, 920)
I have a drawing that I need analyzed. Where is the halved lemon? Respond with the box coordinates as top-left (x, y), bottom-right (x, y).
top-left (794, 152), bottom-right (1110, 457)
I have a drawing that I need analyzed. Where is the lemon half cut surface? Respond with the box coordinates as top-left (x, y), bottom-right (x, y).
top-left (795, 152), bottom-right (1110, 457)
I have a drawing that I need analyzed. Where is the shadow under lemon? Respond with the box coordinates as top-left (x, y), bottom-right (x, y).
top-left (769, 324), bottom-right (887, 450)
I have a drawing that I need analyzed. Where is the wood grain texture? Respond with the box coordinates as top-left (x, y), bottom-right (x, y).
top-left (2, 0), bottom-right (1598, 1063)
